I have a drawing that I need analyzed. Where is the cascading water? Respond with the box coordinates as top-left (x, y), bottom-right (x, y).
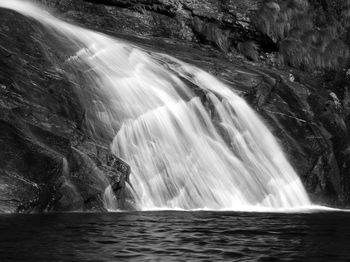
top-left (1, 0), bottom-right (312, 211)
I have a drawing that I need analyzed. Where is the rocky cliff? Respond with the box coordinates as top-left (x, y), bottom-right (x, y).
top-left (1, 0), bottom-right (350, 212)
top-left (0, 8), bottom-right (131, 213)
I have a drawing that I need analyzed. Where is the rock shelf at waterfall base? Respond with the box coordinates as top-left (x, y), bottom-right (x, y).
top-left (0, 0), bottom-right (350, 213)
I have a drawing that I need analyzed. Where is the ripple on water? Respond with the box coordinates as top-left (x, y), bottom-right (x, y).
top-left (0, 211), bottom-right (350, 261)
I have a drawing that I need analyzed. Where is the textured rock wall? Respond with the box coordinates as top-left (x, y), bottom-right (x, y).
top-left (34, 0), bottom-right (266, 51)
top-left (0, 9), bottom-right (131, 213)
top-left (1, 0), bottom-right (350, 211)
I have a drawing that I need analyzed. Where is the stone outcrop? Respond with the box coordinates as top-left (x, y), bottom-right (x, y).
top-left (244, 70), bottom-right (350, 205)
top-left (35, 0), bottom-right (266, 52)
top-left (1, 0), bottom-right (350, 211)
top-left (0, 9), bottom-right (130, 213)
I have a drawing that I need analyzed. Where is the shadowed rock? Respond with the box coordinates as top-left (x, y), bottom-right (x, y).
top-left (0, 9), bottom-right (130, 213)
top-left (0, 0), bottom-right (350, 211)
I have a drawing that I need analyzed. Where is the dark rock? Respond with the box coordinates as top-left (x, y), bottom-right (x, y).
top-left (1, 0), bottom-right (350, 211)
top-left (0, 9), bottom-right (130, 213)
top-left (34, 0), bottom-right (264, 53)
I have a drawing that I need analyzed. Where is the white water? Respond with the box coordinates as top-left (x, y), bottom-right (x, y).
top-left (1, 0), bottom-right (312, 211)
top-left (103, 185), bottom-right (118, 211)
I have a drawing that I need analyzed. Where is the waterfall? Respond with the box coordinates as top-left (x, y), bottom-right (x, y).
top-left (1, 0), bottom-right (312, 211)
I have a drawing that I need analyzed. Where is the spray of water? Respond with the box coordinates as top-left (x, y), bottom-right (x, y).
top-left (1, 0), bottom-right (312, 211)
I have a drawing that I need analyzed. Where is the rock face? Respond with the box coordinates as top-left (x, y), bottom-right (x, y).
top-left (245, 71), bottom-right (350, 206)
top-left (0, 0), bottom-right (350, 212)
top-left (36, 0), bottom-right (266, 51)
top-left (0, 9), bottom-right (131, 213)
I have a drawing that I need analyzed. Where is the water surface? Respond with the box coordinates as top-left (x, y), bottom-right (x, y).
top-left (0, 211), bottom-right (349, 261)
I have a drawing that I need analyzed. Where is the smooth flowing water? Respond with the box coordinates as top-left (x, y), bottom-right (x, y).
top-left (1, 211), bottom-right (350, 262)
top-left (0, 1), bottom-right (311, 211)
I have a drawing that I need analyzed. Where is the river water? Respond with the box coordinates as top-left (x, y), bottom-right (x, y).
top-left (1, 211), bottom-right (349, 261)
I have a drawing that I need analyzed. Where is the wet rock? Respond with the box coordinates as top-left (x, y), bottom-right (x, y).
top-left (244, 69), bottom-right (350, 206)
top-left (99, 152), bottom-right (131, 209)
top-left (34, 0), bottom-right (263, 53)
top-left (0, 9), bottom-right (130, 213)
top-left (1, 0), bottom-right (350, 210)
top-left (56, 148), bottom-right (109, 212)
